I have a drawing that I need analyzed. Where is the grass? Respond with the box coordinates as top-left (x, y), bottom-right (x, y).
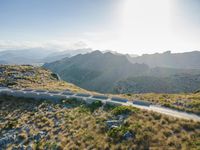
top-left (122, 93), bottom-right (200, 115)
top-left (0, 95), bottom-right (200, 149)
top-left (0, 65), bottom-right (92, 93)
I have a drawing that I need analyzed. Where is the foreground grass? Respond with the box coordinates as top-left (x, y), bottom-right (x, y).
top-left (0, 96), bottom-right (200, 149)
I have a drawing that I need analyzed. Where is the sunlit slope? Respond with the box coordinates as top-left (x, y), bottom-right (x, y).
top-left (0, 65), bottom-right (90, 93)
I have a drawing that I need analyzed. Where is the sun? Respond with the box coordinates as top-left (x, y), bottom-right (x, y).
top-left (119, 0), bottom-right (172, 53)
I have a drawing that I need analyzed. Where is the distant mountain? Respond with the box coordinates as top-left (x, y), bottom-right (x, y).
top-left (43, 48), bottom-right (92, 63)
top-left (0, 48), bottom-right (92, 65)
top-left (44, 51), bottom-right (200, 93)
top-left (128, 51), bottom-right (200, 69)
top-left (0, 48), bottom-right (55, 65)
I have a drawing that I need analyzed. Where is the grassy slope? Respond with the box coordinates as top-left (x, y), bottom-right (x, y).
top-left (0, 65), bottom-right (199, 115)
top-left (0, 96), bottom-right (199, 149)
top-left (120, 93), bottom-right (200, 115)
top-left (0, 65), bottom-right (92, 93)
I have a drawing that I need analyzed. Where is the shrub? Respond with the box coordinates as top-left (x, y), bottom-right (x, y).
top-left (112, 106), bottom-right (138, 116)
top-left (87, 101), bottom-right (103, 112)
top-left (4, 120), bottom-right (18, 129)
top-left (107, 126), bottom-right (130, 141)
top-left (103, 103), bottom-right (116, 111)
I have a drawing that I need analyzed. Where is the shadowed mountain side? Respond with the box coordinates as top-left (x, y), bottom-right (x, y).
top-left (44, 51), bottom-right (149, 92)
top-left (113, 74), bottom-right (200, 94)
top-left (44, 51), bottom-right (200, 93)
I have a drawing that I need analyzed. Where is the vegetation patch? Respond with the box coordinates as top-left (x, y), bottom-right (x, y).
top-left (111, 105), bottom-right (139, 116)
top-left (0, 96), bottom-right (200, 149)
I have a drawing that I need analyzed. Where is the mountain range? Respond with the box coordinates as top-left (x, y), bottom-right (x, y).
top-left (44, 50), bottom-right (200, 93)
top-left (128, 51), bottom-right (200, 69)
top-left (0, 48), bottom-right (92, 65)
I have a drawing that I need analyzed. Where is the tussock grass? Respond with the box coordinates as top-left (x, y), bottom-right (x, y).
top-left (0, 96), bottom-right (200, 149)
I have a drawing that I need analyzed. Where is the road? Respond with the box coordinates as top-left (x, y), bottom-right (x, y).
top-left (0, 87), bottom-right (200, 121)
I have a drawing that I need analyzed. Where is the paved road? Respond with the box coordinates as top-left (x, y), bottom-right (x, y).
top-left (0, 87), bottom-right (200, 121)
top-left (125, 102), bottom-right (200, 121)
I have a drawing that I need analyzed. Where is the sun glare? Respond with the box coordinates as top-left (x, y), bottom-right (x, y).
top-left (120, 0), bottom-right (171, 53)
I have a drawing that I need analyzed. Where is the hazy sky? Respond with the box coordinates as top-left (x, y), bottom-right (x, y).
top-left (0, 0), bottom-right (200, 54)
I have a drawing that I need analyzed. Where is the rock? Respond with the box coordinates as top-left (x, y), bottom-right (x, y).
top-left (123, 131), bottom-right (133, 140)
top-left (33, 134), bottom-right (41, 142)
top-left (26, 145), bottom-right (33, 150)
top-left (106, 120), bottom-right (121, 128)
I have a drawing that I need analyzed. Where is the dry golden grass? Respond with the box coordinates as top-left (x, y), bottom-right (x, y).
top-left (0, 96), bottom-right (200, 149)
top-left (121, 93), bottom-right (200, 115)
top-left (0, 65), bottom-right (94, 94)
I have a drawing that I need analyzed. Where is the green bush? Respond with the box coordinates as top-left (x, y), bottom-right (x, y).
top-left (112, 106), bottom-right (138, 116)
top-left (107, 126), bottom-right (130, 140)
top-left (87, 101), bottom-right (103, 112)
top-left (103, 103), bottom-right (116, 111)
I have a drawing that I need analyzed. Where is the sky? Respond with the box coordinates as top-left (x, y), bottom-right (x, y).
top-left (0, 0), bottom-right (200, 54)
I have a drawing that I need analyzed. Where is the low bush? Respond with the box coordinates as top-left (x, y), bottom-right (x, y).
top-left (112, 106), bottom-right (138, 116)
top-left (87, 101), bottom-right (103, 112)
top-left (107, 126), bottom-right (130, 141)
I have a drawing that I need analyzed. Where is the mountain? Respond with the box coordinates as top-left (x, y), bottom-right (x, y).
top-left (43, 48), bottom-right (92, 63)
top-left (44, 51), bottom-right (149, 92)
top-left (44, 51), bottom-right (200, 93)
top-left (0, 48), bottom-right (92, 65)
top-left (0, 48), bottom-right (55, 65)
top-left (128, 51), bottom-right (200, 69)
top-left (113, 74), bottom-right (200, 93)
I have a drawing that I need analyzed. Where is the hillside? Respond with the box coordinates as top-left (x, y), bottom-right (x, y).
top-left (44, 51), bottom-right (200, 93)
top-left (44, 51), bottom-right (149, 93)
top-left (0, 65), bottom-right (89, 93)
top-left (0, 96), bottom-right (200, 149)
top-left (0, 65), bottom-right (200, 149)
top-left (128, 51), bottom-right (200, 69)
top-left (0, 65), bottom-right (199, 115)
top-left (114, 74), bottom-right (200, 94)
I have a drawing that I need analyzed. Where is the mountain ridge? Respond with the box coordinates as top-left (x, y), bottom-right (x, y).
top-left (44, 51), bottom-right (200, 93)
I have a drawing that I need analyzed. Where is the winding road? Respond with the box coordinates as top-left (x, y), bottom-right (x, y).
top-left (0, 87), bottom-right (200, 121)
